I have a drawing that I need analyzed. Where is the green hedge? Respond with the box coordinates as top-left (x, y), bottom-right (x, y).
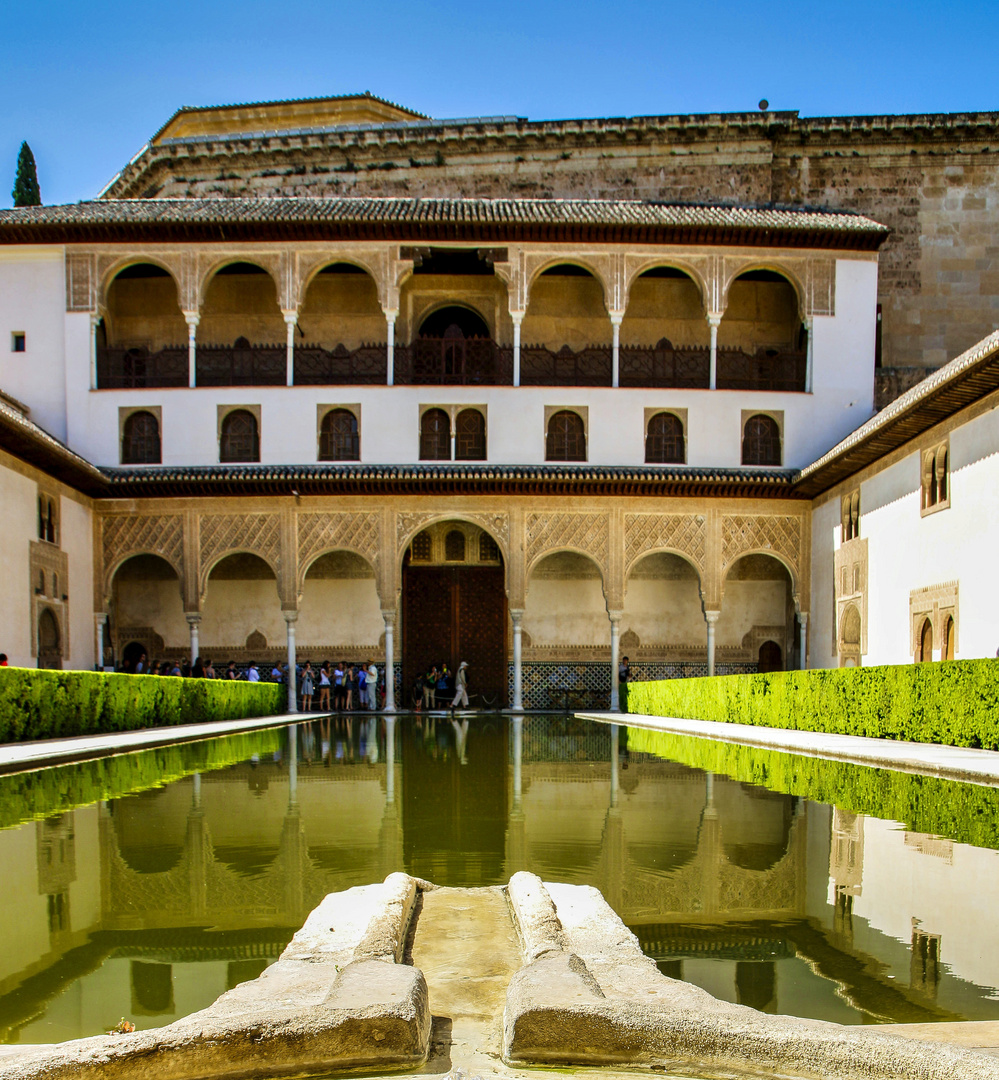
top-left (625, 727), bottom-right (999, 852)
top-left (0, 667), bottom-right (284, 743)
top-left (0, 728), bottom-right (284, 831)
top-left (627, 659), bottom-right (999, 750)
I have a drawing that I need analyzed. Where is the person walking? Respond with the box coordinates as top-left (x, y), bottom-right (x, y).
top-left (451, 660), bottom-right (469, 710)
top-left (301, 662), bottom-right (315, 712)
top-left (366, 660), bottom-right (379, 710)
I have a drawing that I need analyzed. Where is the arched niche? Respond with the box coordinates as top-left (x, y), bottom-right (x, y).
top-left (397, 252), bottom-right (509, 344)
top-left (621, 266), bottom-right (708, 348)
top-left (200, 261), bottom-right (284, 345)
top-left (718, 553), bottom-right (795, 669)
top-left (111, 553), bottom-right (186, 665)
top-left (525, 550), bottom-right (607, 648)
top-left (623, 552), bottom-right (704, 652)
top-left (719, 269), bottom-right (804, 353)
top-left (103, 262), bottom-right (187, 349)
top-left (202, 553), bottom-right (283, 656)
top-left (298, 550), bottom-right (383, 654)
top-left (522, 263), bottom-right (610, 349)
top-left (300, 262), bottom-right (384, 350)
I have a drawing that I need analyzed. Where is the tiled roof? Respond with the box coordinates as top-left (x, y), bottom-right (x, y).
top-left (0, 197), bottom-right (889, 249)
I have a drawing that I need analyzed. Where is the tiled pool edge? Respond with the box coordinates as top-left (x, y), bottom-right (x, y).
top-left (579, 711), bottom-right (999, 787)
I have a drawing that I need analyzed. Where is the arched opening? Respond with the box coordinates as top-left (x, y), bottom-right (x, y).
top-left (718, 781), bottom-right (796, 872)
top-left (37, 607), bottom-right (62, 670)
top-left (99, 263), bottom-right (188, 388)
top-left (718, 270), bottom-right (806, 391)
top-left (319, 408), bottom-right (360, 461)
top-left (220, 409), bottom-right (260, 463)
top-left (199, 262), bottom-right (285, 386)
top-left (621, 267), bottom-right (710, 388)
top-left (521, 264), bottom-right (611, 386)
top-left (419, 408), bottom-right (451, 460)
top-left (402, 521), bottom-right (507, 706)
top-left (202, 553), bottom-right (282, 664)
top-left (917, 618), bottom-right (933, 663)
top-left (455, 408), bottom-right (486, 461)
top-left (418, 306), bottom-right (490, 339)
top-left (742, 414), bottom-right (782, 467)
top-left (839, 603), bottom-right (862, 668)
top-left (121, 410), bottom-right (161, 465)
top-left (546, 410), bottom-right (586, 462)
top-left (111, 554), bottom-right (184, 671)
top-left (525, 551), bottom-right (606, 707)
top-left (298, 550), bottom-right (382, 665)
top-left (400, 305), bottom-right (498, 385)
top-left (645, 412), bottom-right (685, 464)
top-left (758, 640), bottom-right (783, 673)
top-left (942, 615), bottom-right (955, 661)
top-left (113, 787), bottom-right (186, 874)
top-left (719, 554), bottom-right (796, 674)
top-left (298, 263), bottom-right (387, 385)
top-left (623, 552), bottom-right (703, 661)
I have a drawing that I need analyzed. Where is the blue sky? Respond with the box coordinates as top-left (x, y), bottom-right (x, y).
top-left (2, 0), bottom-right (998, 207)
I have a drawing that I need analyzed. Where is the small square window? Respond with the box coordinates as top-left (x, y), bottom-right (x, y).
top-left (11, 332), bottom-right (26, 353)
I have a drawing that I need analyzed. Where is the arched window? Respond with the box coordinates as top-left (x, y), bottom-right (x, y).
top-left (942, 616), bottom-right (955, 661)
top-left (742, 414), bottom-right (781, 466)
top-left (445, 530), bottom-right (466, 561)
top-left (645, 412), bottom-right (685, 464)
top-left (121, 411), bottom-right (161, 465)
top-left (546, 410), bottom-right (586, 462)
top-left (220, 409), bottom-right (260, 463)
top-left (917, 618), bottom-right (933, 663)
top-left (319, 409), bottom-right (359, 461)
top-left (37, 496), bottom-right (57, 543)
top-left (455, 409), bottom-right (486, 461)
top-left (420, 408), bottom-right (451, 460)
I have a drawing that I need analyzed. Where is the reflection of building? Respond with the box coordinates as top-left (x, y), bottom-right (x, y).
top-left (5, 718), bottom-right (999, 1039)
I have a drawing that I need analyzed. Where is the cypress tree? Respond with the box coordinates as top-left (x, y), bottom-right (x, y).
top-left (12, 142), bottom-right (41, 207)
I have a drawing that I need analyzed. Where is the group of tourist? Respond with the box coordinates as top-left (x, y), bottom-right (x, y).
top-left (411, 660), bottom-right (469, 710)
top-left (299, 660), bottom-right (380, 712)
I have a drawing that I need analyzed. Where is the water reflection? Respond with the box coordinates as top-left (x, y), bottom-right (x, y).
top-left (2, 715), bottom-right (999, 1042)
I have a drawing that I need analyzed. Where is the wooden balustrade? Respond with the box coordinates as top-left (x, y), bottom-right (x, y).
top-left (295, 343), bottom-right (387, 385)
top-left (96, 345), bottom-right (188, 389)
top-left (519, 344), bottom-right (612, 387)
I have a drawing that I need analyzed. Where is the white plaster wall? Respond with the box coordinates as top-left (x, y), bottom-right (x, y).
top-left (808, 498), bottom-right (840, 667)
top-left (0, 249), bottom-right (68, 440)
top-left (298, 578), bottom-right (383, 647)
top-left (0, 458), bottom-right (37, 667)
top-left (200, 578), bottom-right (284, 652)
top-left (524, 576), bottom-right (609, 646)
top-left (61, 495), bottom-right (96, 670)
top-left (623, 576), bottom-right (705, 645)
top-left (716, 581), bottom-right (789, 648)
top-left (115, 577), bottom-right (188, 649)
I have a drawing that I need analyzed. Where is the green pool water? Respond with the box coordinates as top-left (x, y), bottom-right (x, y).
top-left (2, 713), bottom-right (999, 1044)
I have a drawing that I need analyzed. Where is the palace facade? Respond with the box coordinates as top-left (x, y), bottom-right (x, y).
top-left (1, 94), bottom-right (998, 707)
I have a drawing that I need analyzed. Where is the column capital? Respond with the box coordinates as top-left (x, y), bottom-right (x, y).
top-left (510, 309), bottom-right (525, 326)
top-left (184, 612), bottom-right (202, 626)
top-left (607, 609), bottom-right (624, 622)
top-left (706, 311), bottom-right (724, 328)
top-left (282, 609), bottom-right (299, 624)
top-left (282, 309), bottom-right (299, 325)
top-left (509, 607), bottom-right (525, 622)
top-left (382, 307), bottom-right (399, 323)
top-left (94, 612), bottom-right (108, 626)
top-left (798, 610), bottom-right (809, 626)
top-left (89, 312), bottom-right (102, 329)
top-left (381, 610), bottom-right (397, 627)
top-left (608, 311), bottom-right (625, 327)
top-left (183, 311), bottom-right (200, 328)
top-left (703, 609), bottom-right (721, 625)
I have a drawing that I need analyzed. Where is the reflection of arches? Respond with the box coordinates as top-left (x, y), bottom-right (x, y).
top-left (758, 640), bottom-right (783, 673)
top-left (220, 409), bottom-right (260, 463)
top-left (37, 607), bottom-right (62, 670)
top-left (122, 410), bottom-right (161, 465)
top-left (546, 410), bottom-right (586, 462)
top-left (917, 617), bottom-right (933, 662)
top-left (720, 785), bottom-right (796, 872)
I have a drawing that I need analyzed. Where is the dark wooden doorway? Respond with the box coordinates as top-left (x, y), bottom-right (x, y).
top-left (403, 565), bottom-right (506, 706)
top-left (758, 640), bottom-right (783, 673)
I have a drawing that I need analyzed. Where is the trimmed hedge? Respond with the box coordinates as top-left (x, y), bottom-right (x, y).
top-left (0, 728), bottom-right (283, 831)
top-left (626, 727), bottom-right (999, 852)
top-left (0, 667), bottom-right (284, 743)
top-left (627, 659), bottom-right (999, 750)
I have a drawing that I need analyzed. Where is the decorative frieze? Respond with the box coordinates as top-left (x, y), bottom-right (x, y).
top-left (624, 513), bottom-right (706, 577)
top-left (298, 511), bottom-right (380, 584)
top-left (199, 513), bottom-right (282, 590)
top-left (102, 514), bottom-right (184, 592)
top-left (721, 514), bottom-right (801, 582)
top-left (525, 511), bottom-right (609, 575)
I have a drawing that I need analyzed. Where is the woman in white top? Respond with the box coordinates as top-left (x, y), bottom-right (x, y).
top-left (318, 662), bottom-right (331, 711)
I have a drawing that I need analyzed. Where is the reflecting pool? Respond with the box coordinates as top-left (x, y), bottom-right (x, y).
top-left (2, 714), bottom-right (999, 1044)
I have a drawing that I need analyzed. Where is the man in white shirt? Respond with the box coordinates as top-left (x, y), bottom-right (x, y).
top-left (367, 660), bottom-right (379, 709)
top-left (247, 663), bottom-right (260, 682)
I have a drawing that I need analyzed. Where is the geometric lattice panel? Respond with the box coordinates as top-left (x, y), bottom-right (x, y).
top-left (103, 514), bottom-right (184, 586)
top-left (721, 515), bottom-right (801, 575)
top-left (199, 513), bottom-right (282, 586)
top-left (298, 512), bottom-right (380, 580)
top-left (525, 511), bottom-right (609, 573)
top-left (624, 513), bottom-right (706, 574)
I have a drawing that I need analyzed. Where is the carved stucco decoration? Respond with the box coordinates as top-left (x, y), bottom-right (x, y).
top-left (525, 511), bottom-right (609, 577)
top-left (624, 513), bottom-right (707, 578)
top-left (195, 251), bottom-right (290, 309)
top-left (66, 252), bottom-right (97, 312)
top-left (397, 510), bottom-right (510, 559)
top-left (103, 514), bottom-right (185, 595)
top-left (622, 253), bottom-right (712, 311)
top-left (199, 513), bottom-right (282, 593)
top-left (294, 248), bottom-right (390, 311)
top-left (721, 514), bottom-right (801, 586)
top-left (297, 512), bottom-right (381, 588)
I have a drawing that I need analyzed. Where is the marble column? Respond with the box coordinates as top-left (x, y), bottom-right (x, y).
top-left (185, 613), bottom-right (201, 666)
top-left (704, 609), bottom-right (721, 676)
top-left (799, 612), bottom-right (809, 670)
top-left (610, 314), bottom-right (623, 388)
top-left (382, 611), bottom-right (396, 712)
top-left (609, 610), bottom-right (623, 710)
top-left (184, 312), bottom-right (200, 388)
top-left (283, 611), bottom-right (298, 713)
top-left (89, 314), bottom-right (101, 390)
top-left (511, 608), bottom-right (524, 710)
top-left (804, 316), bottom-right (814, 393)
top-left (511, 313), bottom-right (523, 387)
top-left (94, 613), bottom-right (107, 671)
top-left (707, 312), bottom-right (722, 390)
top-left (385, 311), bottom-right (397, 386)
top-left (283, 310), bottom-right (298, 387)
